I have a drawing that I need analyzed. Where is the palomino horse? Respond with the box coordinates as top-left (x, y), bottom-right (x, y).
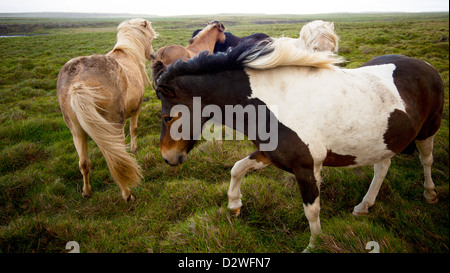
top-left (57, 19), bottom-right (157, 201)
top-left (153, 39), bottom-right (444, 251)
top-left (297, 20), bottom-right (339, 52)
top-left (191, 29), bottom-right (269, 53)
top-left (152, 21), bottom-right (226, 66)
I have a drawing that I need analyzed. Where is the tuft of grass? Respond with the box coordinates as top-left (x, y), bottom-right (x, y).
top-left (315, 217), bottom-right (411, 253)
top-left (0, 142), bottom-right (49, 174)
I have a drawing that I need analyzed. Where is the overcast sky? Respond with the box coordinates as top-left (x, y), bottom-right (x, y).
top-left (1, 0), bottom-right (448, 16)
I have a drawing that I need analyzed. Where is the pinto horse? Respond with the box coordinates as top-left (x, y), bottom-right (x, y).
top-left (152, 21), bottom-right (226, 66)
top-left (153, 39), bottom-right (444, 251)
top-left (191, 29), bottom-right (270, 53)
top-left (57, 19), bottom-right (157, 201)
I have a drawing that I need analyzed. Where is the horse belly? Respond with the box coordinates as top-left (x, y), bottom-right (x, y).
top-left (300, 99), bottom-right (399, 167)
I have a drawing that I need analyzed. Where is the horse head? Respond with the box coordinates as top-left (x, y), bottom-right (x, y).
top-left (155, 80), bottom-right (199, 166)
top-left (114, 18), bottom-right (158, 61)
top-left (210, 21), bottom-right (226, 43)
top-left (299, 20), bottom-right (339, 53)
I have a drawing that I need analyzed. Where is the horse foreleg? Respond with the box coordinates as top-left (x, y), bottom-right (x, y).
top-left (415, 136), bottom-right (438, 204)
top-left (294, 164), bottom-right (322, 252)
top-left (72, 131), bottom-right (92, 198)
top-left (228, 150), bottom-right (270, 216)
top-left (130, 114), bottom-right (139, 154)
top-left (353, 158), bottom-right (391, 215)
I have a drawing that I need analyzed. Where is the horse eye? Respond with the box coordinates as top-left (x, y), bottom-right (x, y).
top-left (163, 116), bottom-right (173, 123)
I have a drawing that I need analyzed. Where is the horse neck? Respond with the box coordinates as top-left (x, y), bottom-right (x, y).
top-left (294, 38), bottom-right (308, 50)
top-left (187, 30), bottom-right (220, 54)
top-left (109, 37), bottom-right (150, 85)
top-left (177, 71), bottom-right (253, 128)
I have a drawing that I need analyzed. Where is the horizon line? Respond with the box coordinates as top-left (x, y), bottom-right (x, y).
top-left (0, 10), bottom-right (449, 18)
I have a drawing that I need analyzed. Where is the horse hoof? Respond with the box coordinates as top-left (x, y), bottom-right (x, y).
top-left (352, 203), bottom-right (369, 216)
top-left (230, 207), bottom-right (241, 217)
top-left (126, 194), bottom-right (136, 202)
top-left (352, 210), bottom-right (368, 217)
top-left (82, 191), bottom-right (92, 198)
top-left (424, 191), bottom-right (438, 204)
top-left (302, 243), bottom-right (315, 253)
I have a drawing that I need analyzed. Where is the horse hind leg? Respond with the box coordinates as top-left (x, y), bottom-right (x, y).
top-left (129, 114), bottom-right (139, 154)
top-left (415, 136), bottom-right (438, 204)
top-left (72, 130), bottom-right (92, 198)
top-left (353, 158), bottom-right (391, 216)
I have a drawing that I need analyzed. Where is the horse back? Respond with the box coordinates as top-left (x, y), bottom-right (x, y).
top-left (245, 33), bottom-right (270, 41)
top-left (57, 55), bottom-right (124, 88)
top-left (57, 55), bottom-right (127, 126)
top-left (361, 54), bottom-right (444, 141)
top-left (214, 32), bottom-right (270, 53)
top-left (153, 45), bottom-right (190, 66)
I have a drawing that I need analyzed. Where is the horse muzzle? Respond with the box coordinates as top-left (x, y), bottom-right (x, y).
top-left (162, 150), bottom-right (189, 166)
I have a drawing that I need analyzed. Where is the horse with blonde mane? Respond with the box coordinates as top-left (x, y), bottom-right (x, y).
top-left (297, 20), bottom-right (339, 52)
top-left (57, 18), bottom-right (157, 201)
top-left (152, 21), bottom-right (225, 67)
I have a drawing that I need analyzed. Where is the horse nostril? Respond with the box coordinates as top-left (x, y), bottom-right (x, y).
top-left (178, 155), bottom-right (184, 164)
top-left (164, 158), bottom-right (169, 164)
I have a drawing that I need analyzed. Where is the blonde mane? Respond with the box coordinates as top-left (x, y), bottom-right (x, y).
top-left (299, 20), bottom-right (339, 52)
top-left (109, 18), bottom-right (158, 85)
top-left (244, 37), bottom-right (344, 70)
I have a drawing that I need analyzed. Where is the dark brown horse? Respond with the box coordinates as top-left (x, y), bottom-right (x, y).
top-left (153, 39), bottom-right (444, 251)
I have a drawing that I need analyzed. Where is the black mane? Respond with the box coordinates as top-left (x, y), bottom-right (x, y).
top-left (155, 38), bottom-right (273, 87)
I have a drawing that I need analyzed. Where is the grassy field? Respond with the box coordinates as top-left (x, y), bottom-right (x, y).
top-left (0, 13), bottom-right (448, 253)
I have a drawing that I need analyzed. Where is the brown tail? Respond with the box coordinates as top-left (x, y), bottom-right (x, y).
top-left (68, 83), bottom-right (142, 191)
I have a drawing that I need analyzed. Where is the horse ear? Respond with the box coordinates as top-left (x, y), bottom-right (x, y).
top-left (329, 22), bottom-right (335, 30)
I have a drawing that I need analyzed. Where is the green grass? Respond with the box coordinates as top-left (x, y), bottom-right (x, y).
top-left (0, 13), bottom-right (448, 253)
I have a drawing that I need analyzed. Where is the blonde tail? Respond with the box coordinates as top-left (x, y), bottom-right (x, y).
top-left (69, 83), bottom-right (142, 199)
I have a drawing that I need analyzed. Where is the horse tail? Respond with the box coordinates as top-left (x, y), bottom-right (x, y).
top-left (68, 83), bottom-right (142, 191)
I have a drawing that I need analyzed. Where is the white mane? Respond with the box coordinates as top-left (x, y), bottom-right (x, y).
top-left (297, 20), bottom-right (339, 52)
top-left (244, 37), bottom-right (344, 70)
